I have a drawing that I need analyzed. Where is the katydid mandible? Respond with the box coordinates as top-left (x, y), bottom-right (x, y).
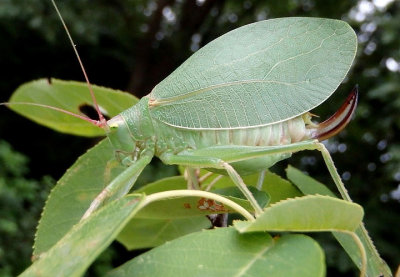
top-left (8, 2), bottom-right (359, 218)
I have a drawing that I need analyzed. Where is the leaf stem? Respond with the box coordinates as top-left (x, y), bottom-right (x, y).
top-left (134, 190), bottom-right (255, 222)
top-left (342, 231), bottom-right (367, 277)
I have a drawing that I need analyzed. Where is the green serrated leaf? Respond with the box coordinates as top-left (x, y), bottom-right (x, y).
top-left (286, 165), bottom-right (335, 197)
top-left (8, 79), bottom-right (137, 136)
top-left (117, 217), bottom-right (211, 250)
top-left (108, 228), bottom-right (325, 277)
top-left (134, 191), bottom-right (253, 218)
top-left (286, 166), bottom-right (392, 277)
top-left (134, 195), bottom-right (230, 219)
top-left (21, 194), bottom-right (145, 277)
top-left (212, 186), bottom-right (270, 208)
top-left (261, 170), bottom-right (303, 204)
top-left (34, 138), bottom-right (125, 257)
top-left (134, 176), bottom-right (187, 194)
top-left (199, 170), bottom-right (301, 204)
top-left (134, 176), bottom-right (261, 217)
top-left (234, 195), bottom-right (363, 233)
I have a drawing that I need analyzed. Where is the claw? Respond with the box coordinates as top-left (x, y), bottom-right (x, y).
top-left (311, 85), bottom-right (358, 141)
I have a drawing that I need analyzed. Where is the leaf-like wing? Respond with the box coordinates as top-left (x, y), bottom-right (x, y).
top-left (149, 18), bottom-right (356, 129)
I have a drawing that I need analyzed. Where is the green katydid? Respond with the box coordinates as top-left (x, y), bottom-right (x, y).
top-left (7, 9), bottom-right (360, 216)
top-left (78, 16), bottom-right (359, 218)
top-left (8, 14), bottom-right (359, 217)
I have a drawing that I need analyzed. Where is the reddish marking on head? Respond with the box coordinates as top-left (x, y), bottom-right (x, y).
top-left (183, 203), bottom-right (191, 209)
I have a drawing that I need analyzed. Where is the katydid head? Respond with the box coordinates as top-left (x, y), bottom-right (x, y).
top-left (106, 97), bottom-right (155, 160)
top-left (308, 85), bottom-right (358, 141)
top-left (106, 115), bottom-right (135, 155)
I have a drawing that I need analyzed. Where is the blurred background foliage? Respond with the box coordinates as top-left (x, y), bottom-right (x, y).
top-left (0, 141), bottom-right (52, 276)
top-left (0, 0), bottom-right (399, 276)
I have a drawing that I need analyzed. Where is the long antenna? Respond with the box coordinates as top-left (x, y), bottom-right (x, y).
top-left (50, 0), bottom-right (107, 127)
top-left (0, 102), bottom-right (102, 126)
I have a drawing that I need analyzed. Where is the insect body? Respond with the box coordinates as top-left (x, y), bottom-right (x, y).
top-left (91, 17), bottom-right (358, 215)
top-left (7, 15), bottom-right (358, 216)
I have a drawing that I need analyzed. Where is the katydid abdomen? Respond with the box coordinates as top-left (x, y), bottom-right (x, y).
top-left (152, 112), bottom-right (311, 175)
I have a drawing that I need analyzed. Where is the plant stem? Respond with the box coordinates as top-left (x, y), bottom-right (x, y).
top-left (136, 190), bottom-right (255, 221)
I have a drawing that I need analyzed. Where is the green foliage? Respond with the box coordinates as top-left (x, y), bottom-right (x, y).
top-left (32, 139), bottom-right (126, 257)
top-left (8, 80), bottom-right (391, 276)
top-left (9, 79), bottom-right (138, 137)
top-left (287, 165), bottom-right (392, 276)
top-left (109, 229), bottom-right (325, 277)
top-left (20, 194), bottom-right (145, 277)
top-left (234, 195), bottom-right (364, 232)
top-left (0, 141), bottom-right (52, 277)
top-left (117, 217), bottom-right (211, 251)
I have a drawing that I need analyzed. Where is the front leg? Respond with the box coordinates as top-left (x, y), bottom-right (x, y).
top-left (81, 151), bottom-right (153, 220)
top-left (185, 167), bottom-right (201, 190)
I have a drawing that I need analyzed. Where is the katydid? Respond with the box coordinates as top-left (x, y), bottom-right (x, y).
top-left (5, 7), bottom-right (361, 216)
top-left (78, 16), bottom-right (359, 218)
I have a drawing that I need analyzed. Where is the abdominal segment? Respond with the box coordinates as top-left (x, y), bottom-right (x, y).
top-left (154, 115), bottom-right (311, 154)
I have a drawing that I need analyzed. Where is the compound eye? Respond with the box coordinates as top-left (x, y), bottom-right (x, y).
top-left (107, 115), bottom-right (124, 130)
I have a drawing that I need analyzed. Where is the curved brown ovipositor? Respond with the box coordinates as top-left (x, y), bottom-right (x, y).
top-left (311, 85), bottom-right (359, 141)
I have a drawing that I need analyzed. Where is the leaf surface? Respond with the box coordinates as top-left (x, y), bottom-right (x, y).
top-left (21, 194), bottom-right (144, 277)
top-left (286, 165), bottom-right (392, 277)
top-left (234, 195), bottom-right (363, 232)
top-left (109, 228), bottom-right (325, 277)
top-left (9, 79), bottom-right (137, 136)
top-left (134, 176), bottom-right (261, 217)
top-left (33, 139), bottom-right (125, 257)
top-left (286, 165), bottom-right (335, 197)
top-left (193, 170), bottom-right (302, 204)
top-left (117, 217), bottom-right (211, 250)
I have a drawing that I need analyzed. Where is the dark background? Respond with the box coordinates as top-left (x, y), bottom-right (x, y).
top-left (0, 0), bottom-right (399, 276)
